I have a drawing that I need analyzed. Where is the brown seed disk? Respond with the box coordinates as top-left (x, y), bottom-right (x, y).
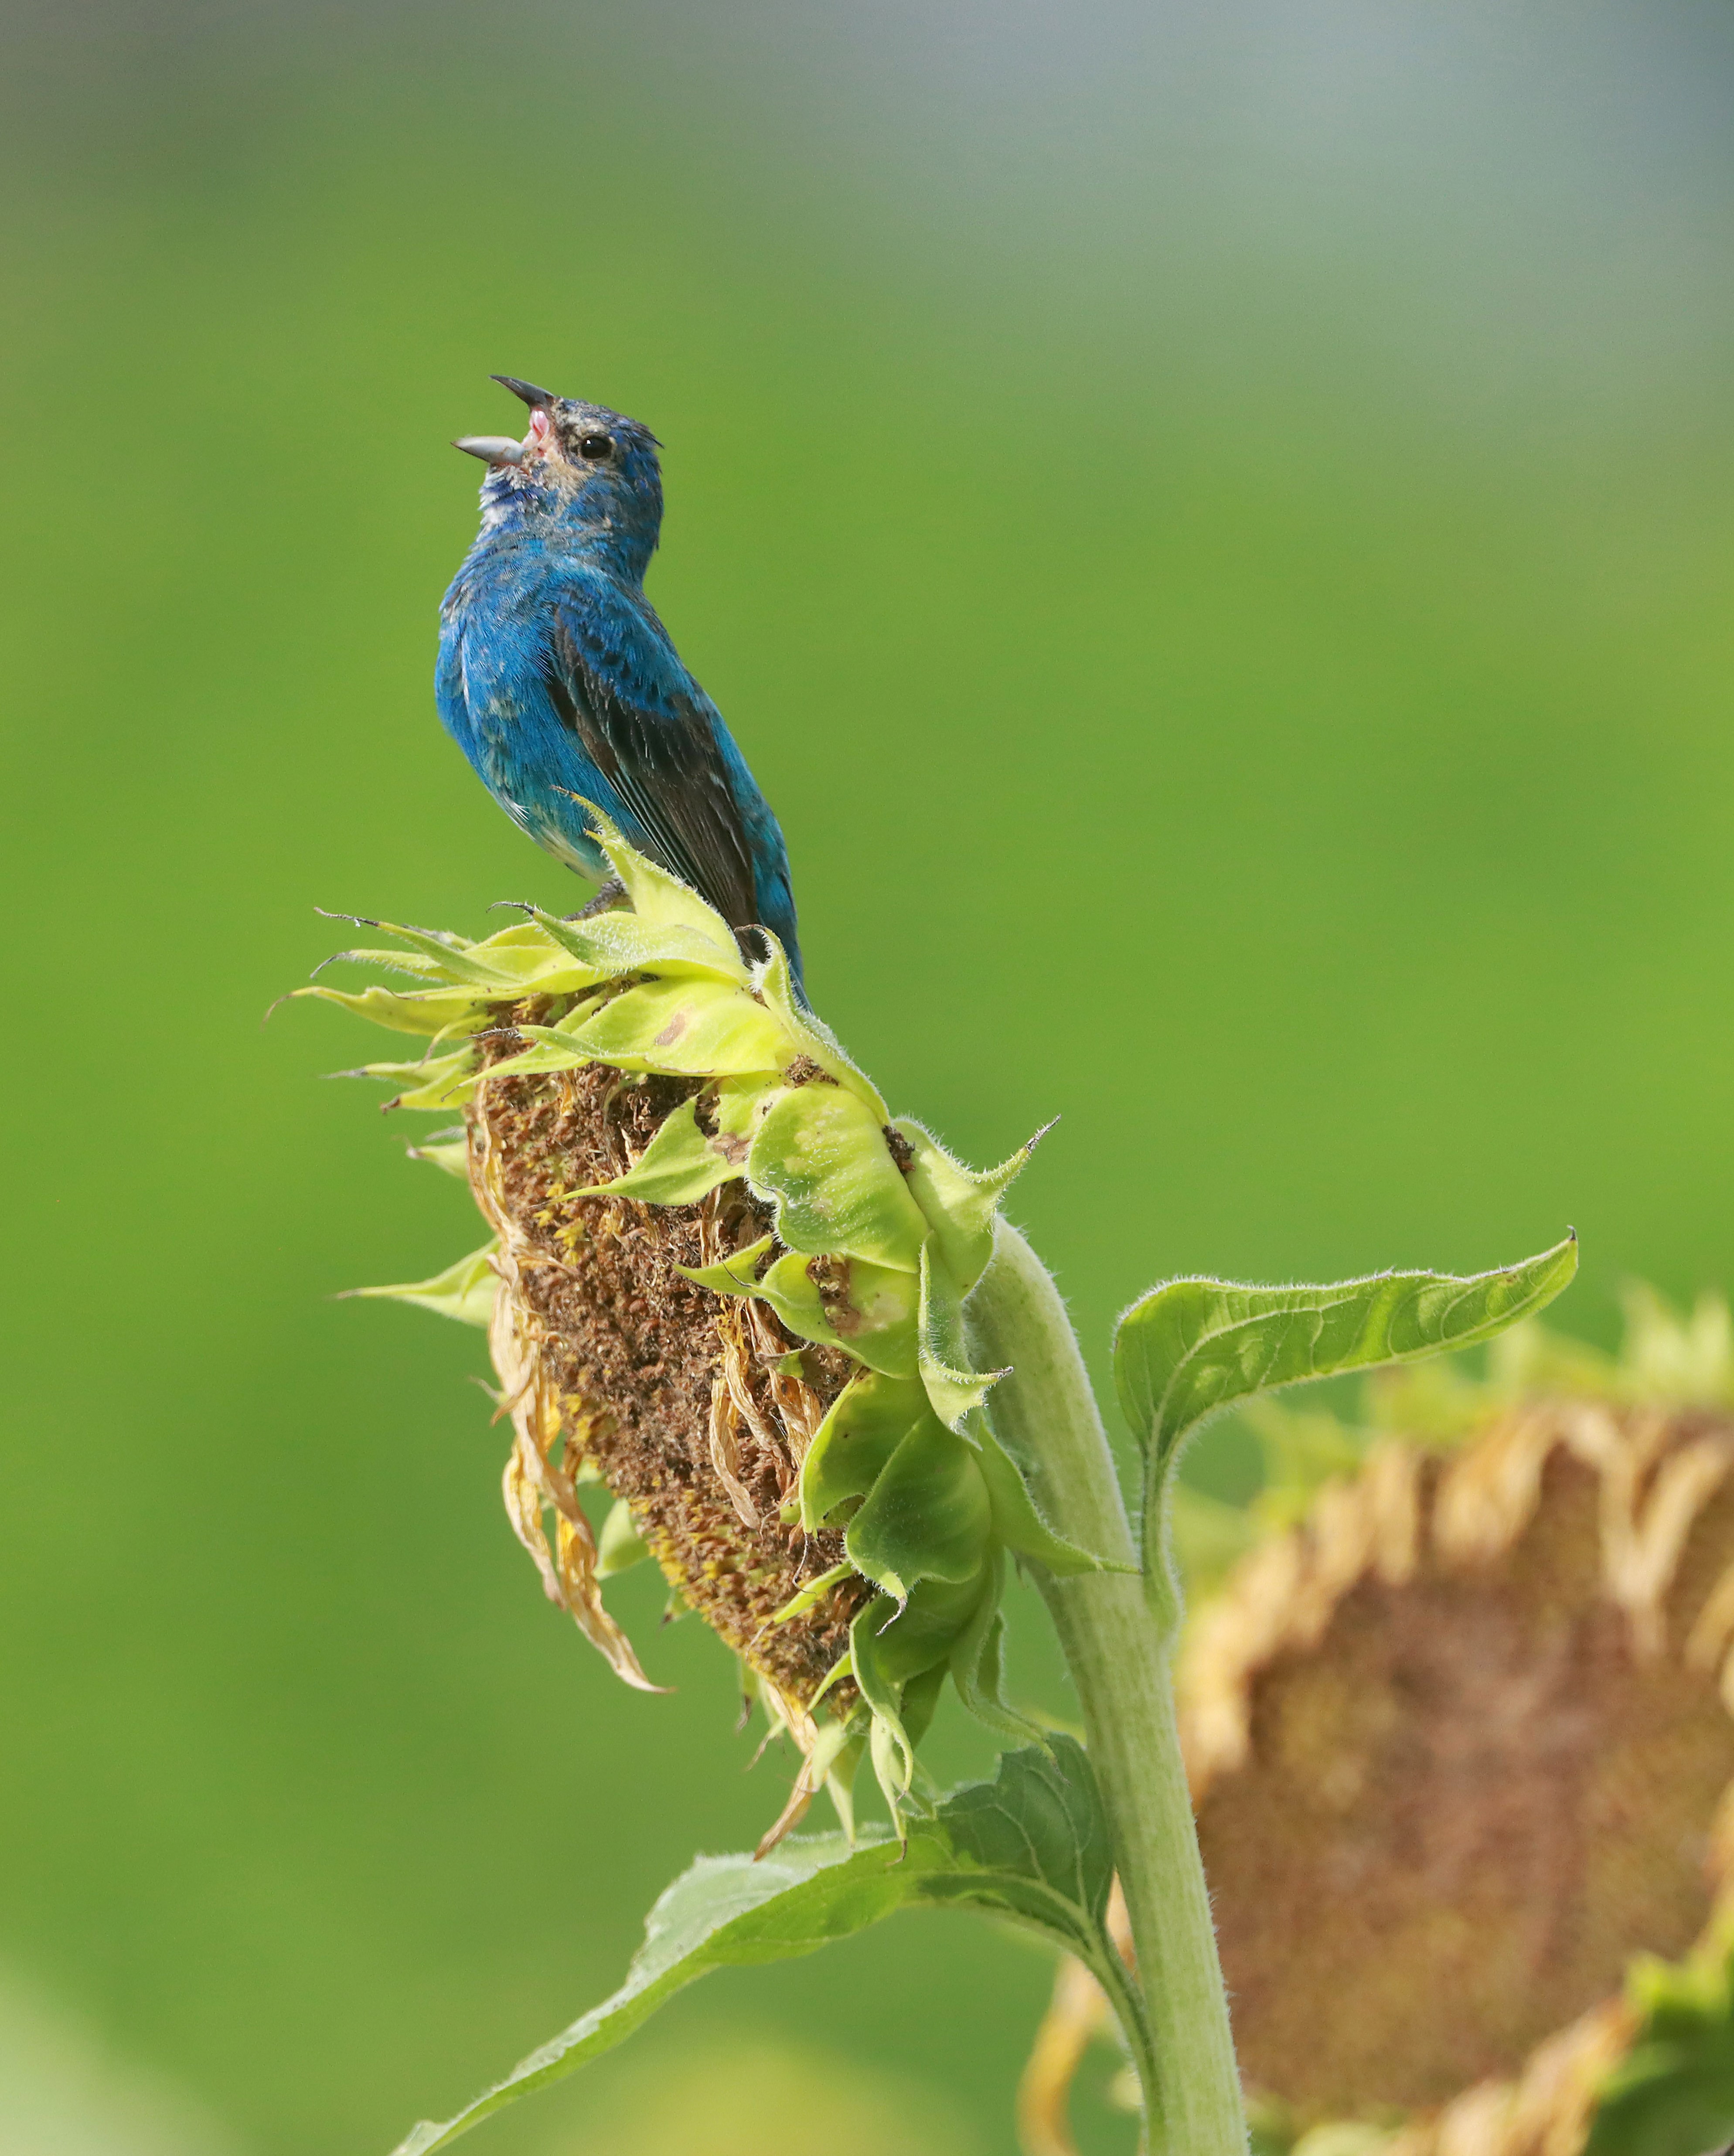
top-left (470, 1013), bottom-right (870, 1710)
top-left (1186, 1405), bottom-right (1734, 2128)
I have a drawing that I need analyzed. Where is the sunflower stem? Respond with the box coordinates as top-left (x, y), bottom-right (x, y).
top-left (970, 1221), bottom-right (1246, 2156)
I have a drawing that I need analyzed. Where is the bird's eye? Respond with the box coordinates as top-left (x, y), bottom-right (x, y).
top-left (578, 433), bottom-right (613, 459)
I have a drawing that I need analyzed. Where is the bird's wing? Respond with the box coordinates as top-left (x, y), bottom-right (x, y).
top-left (541, 601), bottom-right (760, 933)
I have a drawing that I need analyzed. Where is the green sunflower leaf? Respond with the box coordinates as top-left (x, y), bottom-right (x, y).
top-left (769, 1560), bottom-right (853, 1625)
top-left (339, 1243), bottom-right (498, 1328)
top-left (405, 1133), bottom-right (471, 1180)
top-left (917, 1241), bottom-right (1006, 1431)
top-left (336, 1047), bottom-right (479, 1113)
top-left (753, 940), bottom-right (891, 1121)
top-left (948, 1554), bottom-right (1052, 1751)
top-left (894, 1117), bottom-right (1043, 1295)
top-left (382, 1725), bottom-right (1138, 2156)
top-left (1115, 1235), bottom-right (1579, 1582)
top-left (746, 1082), bottom-right (928, 1272)
top-left (844, 1417), bottom-right (993, 1601)
top-left (972, 1415), bottom-right (1128, 1577)
top-left (315, 916), bottom-right (512, 989)
top-left (313, 943), bottom-right (460, 985)
top-left (751, 1251), bottom-right (920, 1378)
top-left (711, 1073), bottom-right (785, 1146)
top-left (385, 1740), bottom-right (1133, 2156)
top-left (521, 904), bottom-right (749, 987)
top-left (798, 1374), bottom-right (929, 1529)
top-left (573, 1097), bottom-right (739, 1206)
top-left (594, 1500), bottom-right (650, 1581)
top-left (562, 976), bottom-right (795, 1077)
top-left (593, 813), bottom-right (745, 944)
top-left (674, 1235), bottom-right (774, 1295)
top-left (294, 983), bottom-right (492, 1038)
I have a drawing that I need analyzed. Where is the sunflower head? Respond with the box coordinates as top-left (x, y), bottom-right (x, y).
top-left (300, 817), bottom-right (1116, 1845)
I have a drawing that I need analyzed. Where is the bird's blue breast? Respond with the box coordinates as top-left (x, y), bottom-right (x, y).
top-left (436, 514), bottom-right (805, 991)
top-left (438, 537), bottom-right (613, 879)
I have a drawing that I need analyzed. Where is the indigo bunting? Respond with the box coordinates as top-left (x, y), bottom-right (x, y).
top-left (438, 376), bottom-right (804, 991)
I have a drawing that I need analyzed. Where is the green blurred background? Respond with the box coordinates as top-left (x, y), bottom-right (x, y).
top-left (2, 3), bottom-right (1732, 2150)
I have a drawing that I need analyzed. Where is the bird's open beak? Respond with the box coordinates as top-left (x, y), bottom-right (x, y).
top-left (453, 377), bottom-right (559, 466)
top-left (453, 436), bottom-right (527, 467)
top-left (492, 375), bottom-right (556, 409)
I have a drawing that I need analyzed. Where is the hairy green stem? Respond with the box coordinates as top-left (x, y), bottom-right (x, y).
top-left (970, 1221), bottom-right (1247, 2156)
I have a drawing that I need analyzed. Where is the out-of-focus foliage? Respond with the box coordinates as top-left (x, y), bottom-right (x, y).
top-left (0, 1968), bottom-right (240, 2156)
top-left (562, 2036), bottom-right (981, 2156)
top-left (1584, 1947), bottom-right (1734, 2156)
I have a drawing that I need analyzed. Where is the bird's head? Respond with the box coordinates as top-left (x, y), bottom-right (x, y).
top-left (455, 377), bottom-right (664, 578)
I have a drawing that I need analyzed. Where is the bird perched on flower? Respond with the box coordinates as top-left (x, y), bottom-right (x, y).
top-left (438, 376), bottom-right (804, 991)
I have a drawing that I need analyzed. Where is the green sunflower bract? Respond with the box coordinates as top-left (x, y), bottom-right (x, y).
top-left (299, 817), bottom-right (1120, 1843)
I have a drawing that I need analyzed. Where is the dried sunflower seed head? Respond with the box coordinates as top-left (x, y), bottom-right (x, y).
top-left (1020, 1304), bottom-right (1734, 2156)
top-left (297, 814), bottom-right (1118, 1844)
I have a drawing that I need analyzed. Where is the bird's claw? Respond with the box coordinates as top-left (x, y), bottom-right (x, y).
top-left (563, 879), bottom-right (628, 923)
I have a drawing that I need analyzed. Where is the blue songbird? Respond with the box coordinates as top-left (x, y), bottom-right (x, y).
top-left (437, 376), bottom-right (804, 992)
